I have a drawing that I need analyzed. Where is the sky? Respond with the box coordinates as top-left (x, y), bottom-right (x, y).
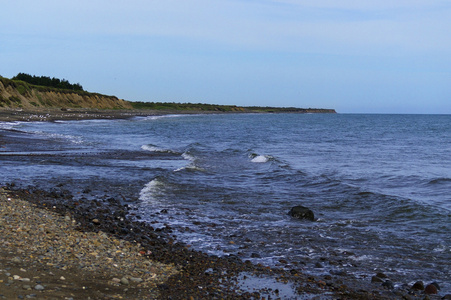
top-left (1, 0), bottom-right (450, 113)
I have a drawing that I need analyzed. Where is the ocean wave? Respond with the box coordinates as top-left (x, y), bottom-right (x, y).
top-left (0, 121), bottom-right (28, 131)
top-left (141, 144), bottom-right (179, 154)
top-left (27, 130), bottom-right (84, 144)
top-left (139, 178), bottom-right (165, 203)
top-left (249, 153), bottom-right (274, 163)
top-left (137, 114), bottom-right (188, 121)
top-left (428, 177), bottom-right (451, 185)
top-left (174, 165), bottom-right (205, 173)
top-left (181, 152), bottom-right (196, 161)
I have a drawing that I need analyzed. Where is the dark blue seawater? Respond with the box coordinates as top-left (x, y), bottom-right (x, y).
top-left (1, 114), bottom-right (450, 293)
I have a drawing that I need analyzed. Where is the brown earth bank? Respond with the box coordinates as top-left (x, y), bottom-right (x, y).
top-left (0, 77), bottom-right (132, 111)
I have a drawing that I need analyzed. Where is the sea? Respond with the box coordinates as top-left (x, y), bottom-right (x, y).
top-left (1, 113), bottom-right (450, 294)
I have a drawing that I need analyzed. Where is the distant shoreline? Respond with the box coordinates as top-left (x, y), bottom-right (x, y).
top-left (1, 75), bottom-right (336, 117)
top-left (0, 107), bottom-right (336, 122)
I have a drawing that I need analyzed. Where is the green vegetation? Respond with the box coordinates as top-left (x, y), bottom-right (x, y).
top-left (130, 101), bottom-right (336, 114)
top-left (130, 101), bottom-right (244, 112)
top-left (12, 73), bottom-right (83, 91)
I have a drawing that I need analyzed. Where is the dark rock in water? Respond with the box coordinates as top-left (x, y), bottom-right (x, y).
top-left (424, 284), bottom-right (438, 295)
top-left (411, 281), bottom-right (424, 290)
top-left (376, 272), bottom-right (388, 278)
top-left (382, 280), bottom-right (394, 289)
top-left (250, 253), bottom-right (261, 258)
top-left (442, 294), bottom-right (451, 300)
top-left (431, 282), bottom-right (440, 290)
top-left (288, 205), bottom-right (315, 221)
top-left (371, 276), bottom-right (384, 283)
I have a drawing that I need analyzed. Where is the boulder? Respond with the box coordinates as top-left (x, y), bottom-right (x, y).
top-left (288, 205), bottom-right (315, 221)
top-left (424, 284), bottom-right (438, 295)
top-left (411, 281), bottom-right (424, 290)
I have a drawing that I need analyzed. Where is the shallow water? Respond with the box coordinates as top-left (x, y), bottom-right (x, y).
top-left (1, 114), bottom-right (450, 294)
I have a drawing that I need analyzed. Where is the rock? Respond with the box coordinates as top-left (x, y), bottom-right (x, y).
top-left (11, 257), bottom-right (22, 263)
top-left (431, 282), bottom-right (440, 290)
top-left (129, 277), bottom-right (143, 283)
top-left (288, 205), bottom-right (315, 221)
top-left (376, 272), bottom-right (387, 278)
top-left (120, 277), bottom-right (129, 285)
top-left (34, 284), bottom-right (44, 290)
top-left (411, 281), bottom-right (424, 290)
top-left (382, 280), bottom-right (394, 289)
top-left (425, 284), bottom-right (438, 295)
top-left (371, 276), bottom-right (384, 283)
top-left (442, 294), bottom-right (451, 300)
top-left (111, 278), bottom-right (121, 284)
top-left (92, 219), bottom-right (100, 225)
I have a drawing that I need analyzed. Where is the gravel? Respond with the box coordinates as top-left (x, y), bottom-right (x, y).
top-left (0, 188), bottom-right (178, 299)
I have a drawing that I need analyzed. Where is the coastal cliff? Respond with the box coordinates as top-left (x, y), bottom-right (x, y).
top-left (0, 76), bottom-right (132, 110)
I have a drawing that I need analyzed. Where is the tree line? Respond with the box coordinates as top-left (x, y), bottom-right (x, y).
top-left (12, 73), bottom-right (83, 91)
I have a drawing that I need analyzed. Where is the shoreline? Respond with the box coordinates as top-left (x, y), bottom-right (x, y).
top-left (1, 185), bottom-right (400, 300)
top-left (0, 108), bottom-right (177, 122)
top-left (0, 110), bottom-right (441, 299)
top-left (0, 107), bottom-right (335, 123)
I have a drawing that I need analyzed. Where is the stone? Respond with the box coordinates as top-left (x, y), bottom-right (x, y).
top-left (288, 205), bottom-right (315, 221)
top-left (111, 278), bottom-right (121, 284)
top-left (129, 277), bottom-right (143, 283)
top-left (431, 281), bottom-right (440, 290)
top-left (120, 277), bottom-right (129, 285)
top-left (371, 276), bottom-right (384, 283)
top-left (382, 280), bottom-right (394, 289)
top-left (376, 272), bottom-right (387, 278)
top-left (424, 284), bottom-right (438, 295)
top-left (411, 281), bottom-right (424, 290)
top-left (34, 284), bottom-right (44, 291)
top-left (11, 257), bottom-right (22, 263)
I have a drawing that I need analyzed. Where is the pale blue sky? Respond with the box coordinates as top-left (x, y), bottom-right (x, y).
top-left (1, 0), bottom-right (450, 113)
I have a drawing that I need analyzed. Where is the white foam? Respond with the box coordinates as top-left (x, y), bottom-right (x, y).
top-left (181, 152), bottom-right (195, 161)
top-left (174, 165), bottom-right (205, 172)
top-left (251, 155), bottom-right (269, 163)
top-left (141, 144), bottom-right (177, 154)
top-left (141, 144), bottom-right (162, 152)
top-left (139, 178), bottom-right (165, 203)
top-left (0, 121), bottom-right (22, 130)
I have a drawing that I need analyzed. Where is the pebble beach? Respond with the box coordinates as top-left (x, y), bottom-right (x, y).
top-left (0, 188), bottom-right (178, 299)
